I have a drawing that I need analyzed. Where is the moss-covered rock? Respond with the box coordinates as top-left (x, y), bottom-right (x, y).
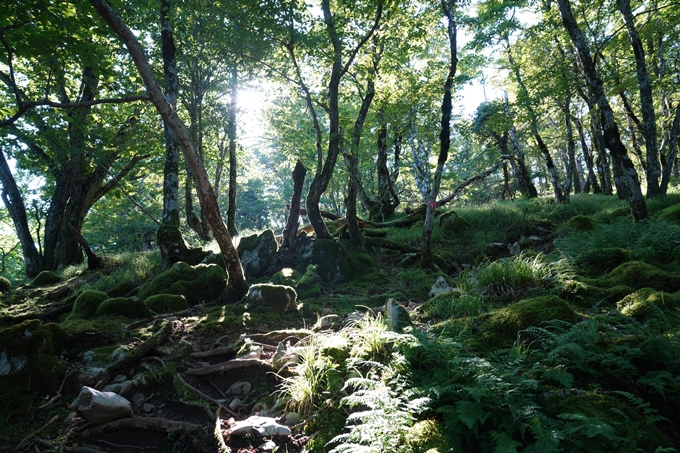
top-left (574, 247), bottom-right (630, 276)
top-left (407, 419), bottom-right (448, 453)
top-left (246, 283), bottom-right (297, 314)
top-left (94, 297), bottom-right (152, 319)
top-left (0, 319), bottom-right (62, 396)
top-left (479, 295), bottom-right (579, 346)
top-left (607, 261), bottom-right (680, 292)
top-left (137, 262), bottom-right (228, 305)
top-left (67, 290), bottom-right (109, 321)
top-left (616, 287), bottom-right (678, 322)
top-left (566, 215), bottom-right (596, 231)
top-left (0, 276), bottom-right (11, 292)
top-left (271, 267), bottom-right (302, 286)
top-left (237, 229), bottom-right (279, 278)
top-left (296, 264), bottom-right (322, 299)
top-left (438, 210), bottom-right (471, 235)
top-left (386, 298), bottom-right (412, 332)
top-left (656, 203), bottom-right (680, 223)
top-left (145, 294), bottom-right (189, 314)
top-left (296, 238), bottom-right (375, 283)
top-left (156, 224), bottom-right (209, 269)
top-left (31, 270), bottom-right (61, 286)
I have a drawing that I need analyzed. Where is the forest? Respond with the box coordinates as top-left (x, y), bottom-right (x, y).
top-left (2, 0), bottom-right (680, 451)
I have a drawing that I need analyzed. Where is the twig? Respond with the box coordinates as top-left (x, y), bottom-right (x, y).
top-left (176, 373), bottom-right (222, 406)
top-left (107, 169), bottom-right (160, 225)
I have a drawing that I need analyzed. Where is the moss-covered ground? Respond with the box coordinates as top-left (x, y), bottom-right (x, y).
top-left (2, 193), bottom-right (680, 452)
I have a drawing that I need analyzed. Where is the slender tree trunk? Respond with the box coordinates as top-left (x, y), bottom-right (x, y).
top-left (505, 92), bottom-right (538, 198)
top-left (574, 116), bottom-right (601, 193)
top-left (226, 66), bottom-right (239, 237)
top-left (618, 0), bottom-right (661, 196)
top-left (557, 0), bottom-right (647, 220)
top-left (89, 0), bottom-right (246, 298)
top-left (564, 95), bottom-right (577, 197)
top-left (660, 103), bottom-right (680, 193)
top-left (160, 0), bottom-right (180, 228)
top-left (422, 0), bottom-right (457, 270)
top-left (281, 160), bottom-right (307, 251)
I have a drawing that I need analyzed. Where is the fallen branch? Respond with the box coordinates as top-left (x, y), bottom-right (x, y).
top-left (176, 373), bottom-right (222, 406)
top-left (82, 417), bottom-right (199, 438)
top-left (436, 160), bottom-right (501, 207)
top-left (68, 223), bottom-right (105, 270)
top-left (190, 345), bottom-right (239, 359)
top-left (184, 358), bottom-right (273, 376)
top-left (94, 321), bottom-right (172, 389)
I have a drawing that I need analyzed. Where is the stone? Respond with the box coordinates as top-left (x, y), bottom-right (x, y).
top-left (259, 440), bottom-right (278, 452)
top-left (142, 403), bottom-right (155, 412)
top-left (228, 398), bottom-right (242, 410)
top-left (237, 229), bottom-right (279, 278)
top-left (428, 276), bottom-right (454, 298)
top-left (144, 294), bottom-right (188, 314)
top-left (229, 416), bottom-right (292, 437)
top-left (137, 262), bottom-right (228, 305)
top-left (386, 298), bottom-right (412, 333)
top-left (131, 393), bottom-right (146, 406)
top-left (246, 283), bottom-right (297, 314)
top-left (509, 241), bottom-right (521, 255)
top-left (67, 291), bottom-right (109, 321)
top-left (0, 276), bottom-right (11, 292)
top-left (281, 412), bottom-right (301, 426)
top-left (71, 386), bottom-right (133, 425)
top-left (295, 238), bottom-right (375, 283)
top-left (30, 270), bottom-right (61, 286)
top-left (94, 297), bottom-right (152, 319)
top-left (227, 381), bottom-right (252, 395)
top-left (314, 314), bottom-right (343, 331)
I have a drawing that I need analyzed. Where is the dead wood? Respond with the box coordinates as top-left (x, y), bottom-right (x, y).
top-left (94, 321), bottom-right (172, 389)
top-left (82, 417), bottom-right (199, 438)
top-left (184, 358), bottom-right (273, 376)
top-left (190, 345), bottom-right (239, 359)
top-left (176, 373), bottom-right (223, 406)
top-left (68, 223), bottom-right (105, 270)
top-left (247, 329), bottom-right (312, 346)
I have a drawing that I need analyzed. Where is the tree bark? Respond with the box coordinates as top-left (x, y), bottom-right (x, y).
top-left (557, 0), bottom-right (647, 220)
top-left (505, 92), bottom-right (538, 198)
top-left (574, 116), bottom-right (601, 193)
top-left (226, 65), bottom-right (239, 238)
top-left (421, 0), bottom-right (457, 270)
top-left (89, 0), bottom-right (246, 298)
top-left (281, 160), bottom-right (307, 251)
top-left (660, 103), bottom-right (680, 193)
top-left (617, 0), bottom-right (661, 196)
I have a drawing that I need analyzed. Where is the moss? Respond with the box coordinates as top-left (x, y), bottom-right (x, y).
top-left (0, 276), bottom-right (11, 292)
top-left (296, 238), bottom-right (375, 283)
top-left (272, 268), bottom-right (302, 286)
top-left (574, 247), bottom-right (630, 276)
top-left (566, 215), bottom-right (596, 231)
top-left (137, 262), bottom-right (228, 305)
top-left (569, 284), bottom-right (634, 309)
top-left (438, 210), bottom-right (471, 235)
top-left (479, 295), bottom-right (579, 347)
top-left (94, 297), bottom-right (152, 319)
top-left (656, 203), bottom-right (680, 223)
top-left (246, 283), bottom-right (297, 314)
top-left (296, 265), bottom-right (322, 299)
top-left (106, 280), bottom-right (137, 298)
top-left (0, 319), bottom-right (61, 397)
top-left (407, 420), bottom-right (449, 453)
top-left (43, 322), bottom-right (73, 354)
top-left (66, 290), bottom-right (109, 321)
top-left (145, 294), bottom-right (188, 314)
top-left (607, 261), bottom-right (680, 292)
top-left (616, 288), bottom-right (678, 322)
top-left (540, 392), bottom-right (672, 452)
top-left (31, 270), bottom-right (61, 286)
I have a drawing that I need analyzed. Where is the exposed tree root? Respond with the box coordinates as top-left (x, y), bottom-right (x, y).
top-left (82, 417), bottom-right (200, 437)
top-left (184, 358), bottom-right (273, 376)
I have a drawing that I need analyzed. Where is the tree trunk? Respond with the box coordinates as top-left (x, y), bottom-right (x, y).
top-left (564, 95), bottom-right (577, 198)
top-left (281, 160), bottom-right (307, 251)
top-left (557, 0), bottom-right (647, 220)
top-left (618, 0), bottom-right (661, 197)
top-left (422, 0), bottom-right (457, 270)
top-left (160, 0), bottom-right (181, 228)
top-left (574, 116), bottom-right (601, 193)
top-left (505, 92), bottom-right (538, 198)
top-left (89, 0), bottom-right (246, 298)
top-left (660, 103), bottom-right (680, 193)
top-left (226, 65), bottom-right (239, 238)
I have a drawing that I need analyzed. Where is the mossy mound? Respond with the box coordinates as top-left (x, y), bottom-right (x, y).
top-left (540, 392), bottom-right (672, 451)
top-left (0, 319), bottom-right (63, 398)
top-left (607, 261), bottom-right (680, 292)
top-left (574, 247), bottom-right (630, 276)
top-left (145, 294), bottom-right (189, 314)
top-left (137, 262), bottom-right (228, 305)
top-left (438, 210), bottom-right (471, 235)
top-left (237, 229), bottom-right (279, 278)
top-left (568, 284), bottom-right (634, 309)
top-left (31, 270), bottom-right (61, 286)
top-left (297, 238), bottom-right (375, 283)
top-left (566, 215), bottom-right (596, 231)
top-left (67, 290), bottom-right (109, 321)
top-left (0, 276), bottom-right (11, 292)
top-left (94, 297), bottom-right (152, 319)
top-left (407, 419), bottom-right (449, 453)
top-left (271, 268), bottom-right (302, 286)
top-left (616, 288), bottom-right (678, 322)
top-left (295, 264), bottom-right (322, 299)
top-left (156, 224), bottom-right (210, 269)
top-left (656, 203), bottom-right (680, 223)
top-left (479, 295), bottom-right (579, 346)
top-left (246, 283), bottom-right (297, 314)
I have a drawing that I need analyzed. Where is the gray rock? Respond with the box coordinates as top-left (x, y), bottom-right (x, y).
top-left (429, 276), bottom-right (454, 298)
top-left (386, 298), bottom-right (412, 333)
top-left (314, 314), bottom-right (343, 331)
top-left (246, 284), bottom-right (297, 314)
top-left (237, 229), bottom-right (279, 278)
top-left (227, 381), bottom-right (252, 395)
top-left (71, 386), bottom-right (133, 425)
top-left (230, 416), bottom-right (292, 437)
top-left (141, 403), bottom-right (155, 412)
top-left (509, 241), bottom-right (521, 255)
top-left (228, 398), bottom-right (242, 410)
top-left (259, 440), bottom-right (278, 452)
top-left (281, 412), bottom-right (301, 426)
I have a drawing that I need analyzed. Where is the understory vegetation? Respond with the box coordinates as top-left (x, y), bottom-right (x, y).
top-left (2, 192), bottom-right (680, 452)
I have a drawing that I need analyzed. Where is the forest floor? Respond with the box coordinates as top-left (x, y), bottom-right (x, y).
top-left (2, 193), bottom-right (680, 453)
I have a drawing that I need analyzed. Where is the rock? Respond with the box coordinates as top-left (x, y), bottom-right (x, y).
top-left (509, 241), bottom-right (521, 256)
top-left (386, 298), bottom-right (412, 333)
top-left (227, 381), bottom-right (252, 395)
top-left (71, 386), bottom-right (133, 425)
top-left (67, 291), bottom-right (109, 321)
top-left (281, 412), bottom-right (301, 426)
top-left (259, 440), bottom-right (278, 452)
top-left (0, 276), bottom-right (11, 292)
top-left (485, 242), bottom-right (509, 258)
top-left (296, 238), bottom-right (375, 283)
top-left (131, 393), bottom-right (146, 406)
top-left (438, 210), bottom-right (471, 234)
top-left (31, 270), bottom-right (61, 286)
top-left (237, 229), bottom-right (279, 278)
top-left (229, 416), bottom-right (292, 437)
top-left (94, 297), bottom-right (152, 319)
top-left (137, 262), bottom-right (228, 305)
top-left (428, 276), bottom-right (454, 298)
top-left (295, 264), bottom-right (322, 299)
top-left (142, 403), bottom-right (155, 412)
top-left (144, 294), bottom-right (189, 314)
top-left (228, 398), bottom-right (242, 410)
top-left (272, 342), bottom-right (287, 369)
top-left (314, 314), bottom-right (343, 331)
top-left (239, 346), bottom-right (263, 360)
top-left (246, 283), bottom-right (297, 314)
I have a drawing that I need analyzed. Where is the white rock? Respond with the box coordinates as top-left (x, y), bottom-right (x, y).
top-left (229, 416), bottom-right (292, 436)
top-left (429, 276), bottom-right (455, 298)
top-left (70, 386), bottom-right (133, 425)
top-left (259, 440), bottom-right (278, 451)
top-left (228, 398), bottom-right (242, 410)
top-left (227, 381), bottom-right (252, 395)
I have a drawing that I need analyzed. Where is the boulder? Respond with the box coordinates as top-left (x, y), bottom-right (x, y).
top-left (229, 416), bottom-right (292, 437)
top-left (438, 210), bottom-right (471, 234)
top-left (428, 276), bottom-right (454, 298)
top-left (144, 294), bottom-right (189, 314)
top-left (246, 284), bottom-right (297, 314)
top-left (137, 261), bottom-right (228, 305)
top-left (94, 297), bottom-right (152, 319)
top-left (0, 276), bottom-right (11, 292)
top-left (296, 238), bottom-right (375, 283)
top-left (238, 229), bottom-right (279, 278)
top-left (31, 270), bottom-right (61, 286)
top-left (386, 298), bottom-right (412, 333)
top-left (67, 290), bottom-right (109, 321)
top-left (71, 386), bottom-right (133, 424)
